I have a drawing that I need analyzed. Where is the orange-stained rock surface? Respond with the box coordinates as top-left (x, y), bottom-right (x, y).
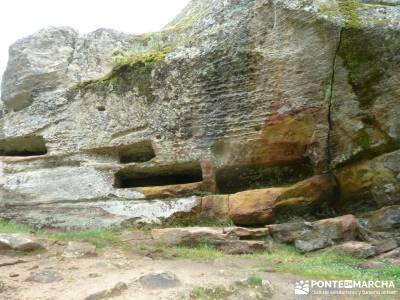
top-left (228, 175), bottom-right (334, 225)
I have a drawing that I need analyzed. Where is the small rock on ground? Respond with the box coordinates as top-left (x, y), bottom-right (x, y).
top-left (62, 241), bottom-right (97, 258)
top-left (326, 241), bottom-right (377, 258)
top-left (215, 240), bottom-right (268, 255)
top-left (379, 247), bottom-right (400, 259)
top-left (139, 271), bottom-right (180, 289)
top-left (83, 282), bottom-right (127, 300)
top-left (25, 271), bottom-right (63, 283)
top-left (0, 234), bottom-right (43, 252)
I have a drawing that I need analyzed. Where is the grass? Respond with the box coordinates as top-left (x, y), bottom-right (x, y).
top-left (0, 219), bottom-right (122, 248)
top-left (1, 219), bottom-right (399, 287)
top-left (190, 285), bottom-right (232, 300)
top-left (190, 275), bottom-right (271, 299)
top-left (243, 245), bottom-right (400, 287)
top-left (0, 219), bottom-right (32, 233)
top-left (246, 275), bottom-right (263, 287)
top-left (161, 244), bottom-right (224, 262)
top-left (0, 217), bottom-right (233, 250)
top-left (133, 242), bottom-right (225, 262)
top-left (133, 241), bottom-right (399, 286)
top-left (43, 229), bottom-right (122, 248)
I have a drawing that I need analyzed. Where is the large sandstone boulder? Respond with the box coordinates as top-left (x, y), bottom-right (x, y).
top-left (150, 227), bottom-right (229, 246)
top-left (229, 175), bottom-right (334, 225)
top-left (0, 0), bottom-right (399, 228)
top-left (228, 189), bottom-right (276, 226)
top-left (199, 195), bottom-right (230, 221)
top-left (150, 227), bottom-right (268, 254)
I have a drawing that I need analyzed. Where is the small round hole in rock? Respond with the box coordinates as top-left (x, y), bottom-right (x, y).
top-left (97, 105), bottom-right (106, 111)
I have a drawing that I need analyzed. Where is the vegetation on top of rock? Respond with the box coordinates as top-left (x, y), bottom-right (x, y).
top-left (72, 50), bottom-right (168, 100)
top-left (124, 32), bottom-right (169, 55)
top-left (338, 28), bottom-right (386, 108)
top-left (338, 0), bottom-right (362, 29)
top-left (163, 0), bottom-right (208, 34)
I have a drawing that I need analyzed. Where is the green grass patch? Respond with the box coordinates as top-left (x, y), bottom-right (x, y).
top-left (0, 219), bottom-right (32, 234)
top-left (190, 285), bottom-right (232, 300)
top-left (246, 275), bottom-right (263, 287)
top-left (128, 242), bottom-right (224, 262)
top-left (244, 245), bottom-right (400, 286)
top-left (43, 229), bottom-right (122, 248)
top-left (172, 245), bottom-right (224, 261)
top-left (190, 276), bottom-right (272, 299)
top-left (0, 219), bottom-right (122, 248)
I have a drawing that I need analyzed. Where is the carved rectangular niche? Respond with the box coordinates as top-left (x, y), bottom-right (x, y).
top-left (0, 136), bottom-right (47, 156)
top-left (114, 161), bottom-right (203, 188)
top-left (118, 140), bottom-right (155, 163)
top-left (216, 160), bottom-right (314, 194)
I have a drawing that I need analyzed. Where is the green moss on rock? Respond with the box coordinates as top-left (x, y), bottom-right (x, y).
top-left (74, 51), bottom-right (168, 101)
top-left (165, 5), bottom-right (207, 34)
top-left (335, 157), bottom-right (399, 214)
top-left (338, 28), bottom-right (385, 107)
top-left (355, 129), bottom-right (372, 150)
top-left (338, 0), bottom-right (362, 29)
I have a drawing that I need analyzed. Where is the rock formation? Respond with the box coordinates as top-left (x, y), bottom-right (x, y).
top-left (0, 0), bottom-right (399, 229)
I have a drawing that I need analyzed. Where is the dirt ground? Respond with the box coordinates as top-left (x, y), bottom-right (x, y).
top-left (0, 246), bottom-right (305, 300)
top-left (0, 230), bottom-right (397, 300)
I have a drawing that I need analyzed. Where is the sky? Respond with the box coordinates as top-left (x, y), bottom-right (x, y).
top-left (0, 0), bottom-right (191, 85)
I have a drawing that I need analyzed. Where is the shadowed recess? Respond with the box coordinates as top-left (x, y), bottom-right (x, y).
top-left (114, 161), bottom-right (203, 188)
top-left (0, 136), bottom-right (47, 156)
top-left (118, 140), bottom-right (156, 163)
top-left (216, 160), bottom-right (314, 194)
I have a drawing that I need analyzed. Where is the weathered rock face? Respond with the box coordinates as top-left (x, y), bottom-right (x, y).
top-left (0, 0), bottom-right (399, 228)
top-left (228, 175), bottom-right (334, 225)
top-left (358, 205), bottom-right (400, 240)
top-left (335, 150), bottom-right (400, 213)
top-left (267, 214), bottom-right (358, 252)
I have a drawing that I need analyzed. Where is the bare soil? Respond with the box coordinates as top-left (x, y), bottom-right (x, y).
top-left (0, 243), bottom-right (304, 300)
top-left (0, 231), bottom-right (391, 300)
